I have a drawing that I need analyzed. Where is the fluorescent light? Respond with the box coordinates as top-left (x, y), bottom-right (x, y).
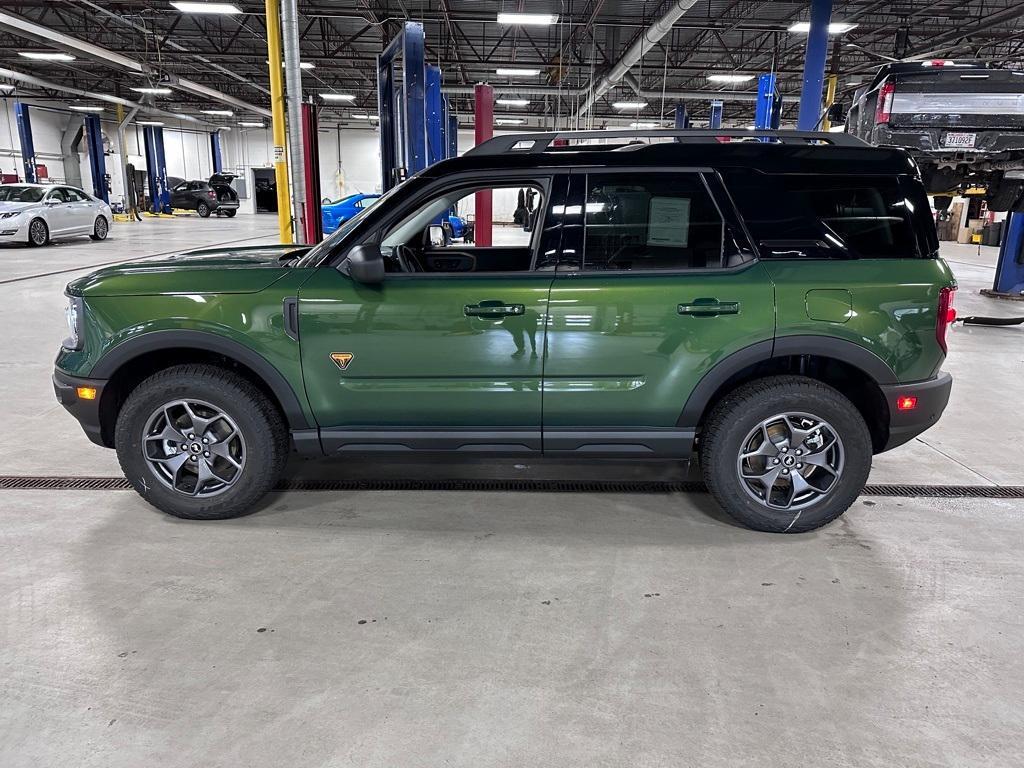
top-left (321, 93), bottom-right (356, 101)
top-left (201, 109), bottom-right (234, 116)
top-left (707, 73), bottom-right (754, 83)
top-left (239, 121), bottom-right (264, 127)
top-left (69, 105), bottom-right (105, 112)
top-left (132, 86), bottom-right (173, 94)
top-left (170, 2), bottom-right (242, 13)
top-left (788, 22), bottom-right (857, 34)
top-left (300, 62), bottom-right (315, 70)
top-left (629, 121), bottom-right (659, 128)
top-left (0, 84), bottom-right (14, 92)
top-left (497, 13), bottom-right (558, 25)
top-left (495, 118), bottom-right (525, 125)
top-left (353, 114), bottom-right (379, 121)
top-left (496, 98), bottom-right (530, 107)
top-left (496, 68), bottom-right (541, 77)
top-left (612, 101), bottom-right (647, 110)
top-left (137, 121), bottom-right (165, 126)
top-left (19, 52), bottom-right (76, 62)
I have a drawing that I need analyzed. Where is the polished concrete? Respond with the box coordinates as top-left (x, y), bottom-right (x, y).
top-left (1, 217), bottom-right (1022, 766)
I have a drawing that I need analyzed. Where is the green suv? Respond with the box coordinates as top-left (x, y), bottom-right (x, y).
top-left (54, 130), bottom-right (955, 533)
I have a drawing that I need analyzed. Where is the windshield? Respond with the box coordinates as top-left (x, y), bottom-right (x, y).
top-left (0, 186), bottom-right (46, 203)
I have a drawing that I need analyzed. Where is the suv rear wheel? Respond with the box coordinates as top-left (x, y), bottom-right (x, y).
top-left (114, 364), bottom-right (288, 519)
top-left (700, 376), bottom-right (872, 533)
top-left (196, 200), bottom-right (211, 218)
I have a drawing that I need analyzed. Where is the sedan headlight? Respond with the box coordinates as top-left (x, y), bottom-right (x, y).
top-left (63, 294), bottom-right (85, 350)
top-left (0, 211), bottom-right (20, 219)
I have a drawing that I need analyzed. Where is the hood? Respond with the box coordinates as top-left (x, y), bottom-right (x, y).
top-left (0, 201), bottom-right (36, 213)
top-left (67, 244), bottom-right (313, 297)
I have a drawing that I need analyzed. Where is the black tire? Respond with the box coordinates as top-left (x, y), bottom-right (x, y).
top-left (114, 364), bottom-right (288, 520)
top-left (224, 209), bottom-right (237, 217)
top-left (986, 182), bottom-right (1024, 213)
top-left (27, 217), bottom-right (49, 246)
top-left (700, 376), bottom-right (872, 533)
top-left (89, 216), bottom-right (109, 241)
top-left (197, 201), bottom-right (211, 218)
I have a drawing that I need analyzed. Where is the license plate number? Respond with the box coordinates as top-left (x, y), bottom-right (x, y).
top-left (944, 132), bottom-right (976, 148)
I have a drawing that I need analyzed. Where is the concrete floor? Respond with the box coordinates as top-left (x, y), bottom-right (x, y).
top-left (1, 217), bottom-right (1023, 766)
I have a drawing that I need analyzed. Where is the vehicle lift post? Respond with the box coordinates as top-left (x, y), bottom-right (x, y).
top-left (377, 21), bottom-right (427, 192)
top-left (14, 102), bottom-right (36, 183)
top-left (142, 125), bottom-right (171, 214)
top-left (708, 100), bottom-right (723, 130)
top-left (674, 102), bottom-right (689, 129)
top-left (754, 73), bottom-right (782, 140)
top-left (83, 114), bottom-right (109, 203)
top-left (474, 83), bottom-right (494, 247)
top-left (210, 131), bottom-right (223, 174)
top-left (982, 212), bottom-right (1024, 299)
top-left (796, 0), bottom-right (833, 130)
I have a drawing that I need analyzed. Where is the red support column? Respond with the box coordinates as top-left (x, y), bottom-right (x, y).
top-left (474, 83), bottom-right (493, 247)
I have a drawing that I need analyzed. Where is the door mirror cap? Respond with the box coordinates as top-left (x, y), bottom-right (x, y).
top-left (344, 243), bottom-right (385, 284)
top-left (44, 198), bottom-right (60, 205)
top-left (426, 224), bottom-right (448, 248)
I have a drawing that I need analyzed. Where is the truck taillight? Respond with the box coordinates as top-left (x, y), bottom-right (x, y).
top-left (936, 286), bottom-right (956, 354)
top-left (876, 82), bottom-right (896, 124)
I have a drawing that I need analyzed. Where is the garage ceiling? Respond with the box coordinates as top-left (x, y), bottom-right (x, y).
top-left (1, 0), bottom-right (1022, 128)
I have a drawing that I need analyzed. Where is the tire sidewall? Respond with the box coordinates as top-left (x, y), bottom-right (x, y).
top-left (702, 381), bottom-right (872, 533)
top-left (93, 216), bottom-right (108, 240)
top-left (29, 218), bottom-right (48, 246)
top-left (115, 374), bottom-right (281, 519)
top-left (197, 201), bottom-right (211, 217)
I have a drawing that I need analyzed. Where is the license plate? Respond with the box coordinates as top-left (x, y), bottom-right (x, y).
top-left (944, 132), bottom-right (976, 148)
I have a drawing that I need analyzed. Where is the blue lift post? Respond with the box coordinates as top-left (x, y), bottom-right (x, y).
top-left (210, 131), bottom-right (223, 174)
top-left (377, 21), bottom-right (427, 192)
top-left (797, 0), bottom-right (833, 130)
top-left (14, 103), bottom-right (36, 183)
top-left (754, 73), bottom-right (782, 140)
top-left (142, 125), bottom-right (171, 214)
top-left (708, 100), bottom-right (723, 130)
top-left (674, 102), bottom-right (689, 129)
top-left (425, 64), bottom-right (445, 166)
top-left (445, 101), bottom-right (458, 160)
top-left (84, 114), bottom-right (108, 203)
top-left (983, 212), bottom-right (1024, 298)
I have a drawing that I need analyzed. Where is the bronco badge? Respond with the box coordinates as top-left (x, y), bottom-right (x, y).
top-left (330, 353), bottom-right (354, 370)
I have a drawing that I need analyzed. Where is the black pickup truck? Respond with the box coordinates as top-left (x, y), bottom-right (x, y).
top-left (846, 60), bottom-right (1024, 211)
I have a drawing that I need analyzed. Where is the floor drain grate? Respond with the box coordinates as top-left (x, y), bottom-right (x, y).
top-left (2, 476), bottom-right (1024, 498)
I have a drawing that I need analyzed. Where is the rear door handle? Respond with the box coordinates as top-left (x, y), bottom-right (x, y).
top-left (677, 299), bottom-right (740, 317)
top-left (465, 301), bottom-right (526, 318)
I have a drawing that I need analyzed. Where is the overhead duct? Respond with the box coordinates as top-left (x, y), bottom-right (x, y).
top-left (574, 0), bottom-right (701, 120)
top-left (442, 84), bottom-right (757, 102)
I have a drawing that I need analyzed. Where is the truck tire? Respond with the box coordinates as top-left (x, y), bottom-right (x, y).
top-left (224, 209), bottom-right (237, 217)
top-left (114, 364), bottom-right (289, 520)
top-left (700, 376), bottom-right (872, 533)
top-left (986, 182), bottom-right (1024, 213)
top-left (197, 201), bottom-right (211, 218)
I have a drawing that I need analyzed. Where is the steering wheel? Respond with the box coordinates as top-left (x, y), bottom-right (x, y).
top-left (394, 244), bottom-right (422, 273)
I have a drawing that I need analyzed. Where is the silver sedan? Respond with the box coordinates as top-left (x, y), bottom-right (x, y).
top-left (0, 184), bottom-right (113, 246)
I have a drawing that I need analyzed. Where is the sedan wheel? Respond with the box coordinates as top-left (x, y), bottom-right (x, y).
top-left (28, 218), bottom-right (49, 247)
top-left (90, 216), bottom-right (109, 241)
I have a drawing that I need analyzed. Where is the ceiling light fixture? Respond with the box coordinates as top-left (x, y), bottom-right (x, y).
top-left (169, 2), bottom-right (242, 14)
top-left (201, 109), bottom-right (234, 116)
top-left (18, 52), bottom-right (76, 62)
top-left (496, 13), bottom-right (559, 25)
top-left (300, 62), bottom-right (315, 70)
top-left (136, 121), bottom-right (165, 126)
top-left (132, 86), bottom-right (173, 94)
top-left (629, 121), bottom-right (659, 128)
top-left (239, 121), bottom-right (265, 127)
top-left (496, 68), bottom-right (541, 77)
top-left (321, 93), bottom-right (356, 101)
top-left (612, 101), bottom-right (647, 110)
top-left (353, 113), bottom-right (379, 120)
top-left (788, 22), bottom-right (857, 34)
top-left (495, 118), bottom-right (526, 125)
top-left (496, 98), bottom-right (530, 106)
top-left (69, 105), bottom-right (105, 112)
top-left (707, 74), bottom-right (754, 83)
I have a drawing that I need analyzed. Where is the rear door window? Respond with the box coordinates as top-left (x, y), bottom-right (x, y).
top-left (724, 172), bottom-right (932, 259)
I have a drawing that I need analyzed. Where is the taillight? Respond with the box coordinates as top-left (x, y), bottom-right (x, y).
top-left (936, 286), bottom-right (956, 354)
top-left (207, 190), bottom-right (217, 199)
top-left (876, 82), bottom-right (896, 124)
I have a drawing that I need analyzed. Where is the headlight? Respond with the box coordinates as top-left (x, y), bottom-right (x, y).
top-left (0, 211), bottom-right (20, 219)
top-left (63, 294), bottom-right (84, 350)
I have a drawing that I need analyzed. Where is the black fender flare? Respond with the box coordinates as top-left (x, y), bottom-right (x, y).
top-left (89, 329), bottom-right (311, 430)
top-left (677, 335), bottom-right (896, 428)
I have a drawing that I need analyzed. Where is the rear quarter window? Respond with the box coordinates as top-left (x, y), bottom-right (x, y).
top-left (724, 172), bottom-right (937, 259)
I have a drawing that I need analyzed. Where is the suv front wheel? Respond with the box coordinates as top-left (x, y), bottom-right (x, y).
top-left (700, 376), bottom-right (872, 533)
top-left (115, 364), bottom-right (288, 519)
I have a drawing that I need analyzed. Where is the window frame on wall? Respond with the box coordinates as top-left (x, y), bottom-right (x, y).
top-left (552, 167), bottom-right (758, 275)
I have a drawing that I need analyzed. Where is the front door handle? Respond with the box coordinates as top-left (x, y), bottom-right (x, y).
top-left (465, 301), bottom-right (526, 318)
top-left (677, 299), bottom-right (741, 317)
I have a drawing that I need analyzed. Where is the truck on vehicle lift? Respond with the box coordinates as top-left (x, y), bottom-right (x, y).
top-left (54, 129), bottom-right (956, 534)
top-left (846, 60), bottom-right (1024, 212)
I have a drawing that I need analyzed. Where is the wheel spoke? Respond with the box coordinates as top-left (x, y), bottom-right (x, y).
top-left (783, 416), bottom-right (816, 452)
top-left (741, 423), bottom-right (777, 460)
top-left (182, 403), bottom-right (217, 438)
top-left (208, 434), bottom-right (242, 468)
top-left (743, 464), bottom-right (782, 491)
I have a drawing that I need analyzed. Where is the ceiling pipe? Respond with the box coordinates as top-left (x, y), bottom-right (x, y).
top-left (573, 0), bottom-right (702, 120)
top-left (443, 84), bottom-right (758, 102)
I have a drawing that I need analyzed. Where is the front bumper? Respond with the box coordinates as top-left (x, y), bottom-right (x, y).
top-left (0, 218), bottom-right (28, 241)
top-left (53, 368), bottom-right (109, 448)
top-left (880, 372), bottom-right (952, 451)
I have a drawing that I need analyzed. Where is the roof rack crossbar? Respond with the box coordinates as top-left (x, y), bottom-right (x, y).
top-left (465, 129), bottom-right (869, 156)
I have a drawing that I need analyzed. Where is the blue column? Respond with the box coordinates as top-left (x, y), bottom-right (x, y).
top-left (142, 125), bottom-right (171, 214)
top-left (991, 212), bottom-right (1024, 295)
top-left (14, 103), bottom-right (36, 183)
top-left (674, 102), bottom-right (689, 129)
top-left (402, 22), bottom-right (427, 177)
top-left (797, 0), bottom-right (833, 130)
top-left (84, 114), bottom-right (108, 203)
top-left (754, 73), bottom-right (778, 130)
top-left (210, 131), bottom-right (223, 174)
top-left (425, 64), bottom-right (444, 166)
top-left (708, 100), bottom-right (723, 129)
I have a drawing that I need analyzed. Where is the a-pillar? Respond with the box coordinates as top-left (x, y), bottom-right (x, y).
top-left (474, 83), bottom-right (493, 247)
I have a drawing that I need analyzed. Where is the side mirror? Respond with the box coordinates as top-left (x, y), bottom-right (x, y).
top-left (344, 243), bottom-right (385, 284)
top-left (45, 198), bottom-right (60, 205)
top-left (426, 224), bottom-right (448, 248)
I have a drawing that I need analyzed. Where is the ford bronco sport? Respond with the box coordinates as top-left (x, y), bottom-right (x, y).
top-left (54, 130), bottom-right (955, 533)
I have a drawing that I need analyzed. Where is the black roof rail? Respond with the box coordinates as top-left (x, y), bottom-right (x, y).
top-left (465, 129), bottom-right (870, 156)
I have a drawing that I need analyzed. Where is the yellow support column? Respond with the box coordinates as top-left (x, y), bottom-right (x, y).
top-left (822, 74), bottom-right (839, 131)
top-left (265, 0), bottom-right (292, 243)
